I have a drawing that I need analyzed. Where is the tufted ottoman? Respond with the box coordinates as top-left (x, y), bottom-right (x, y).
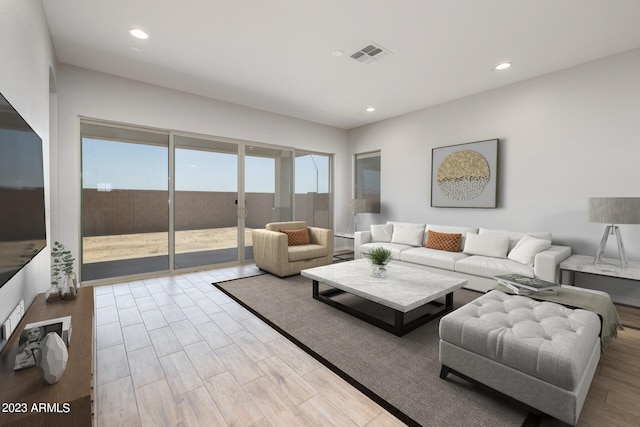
top-left (439, 290), bottom-right (601, 426)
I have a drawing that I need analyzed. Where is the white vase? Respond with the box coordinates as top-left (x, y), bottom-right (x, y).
top-left (37, 332), bottom-right (68, 384)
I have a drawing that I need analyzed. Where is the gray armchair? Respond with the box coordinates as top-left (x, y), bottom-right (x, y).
top-left (252, 221), bottom-right (333, 277)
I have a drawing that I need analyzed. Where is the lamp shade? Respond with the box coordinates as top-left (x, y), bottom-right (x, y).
top-left (349, 199), bottom-right (366, 214)
top-left (588, 197), bottom-right (640, 224)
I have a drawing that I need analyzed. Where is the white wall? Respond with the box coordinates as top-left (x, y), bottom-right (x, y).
top-left (348, 49), bottom-right (640, 305)
top-left (55, 65), bottom-right (350, 274)
top-left (0, 0), bottom-right (56, 324)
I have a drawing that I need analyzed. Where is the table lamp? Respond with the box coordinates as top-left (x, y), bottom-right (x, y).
top-left (588, 197), bottom-right (640, 268)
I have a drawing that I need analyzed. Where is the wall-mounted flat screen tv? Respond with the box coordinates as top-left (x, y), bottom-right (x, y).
top-left (0, 93), bottom-right (47, 288)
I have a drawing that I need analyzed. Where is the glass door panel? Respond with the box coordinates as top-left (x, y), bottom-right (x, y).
top-left (245, 146), bottom-right (293, 260)
top-left (174, 136), bottom-right (239, 269)
top-left (295, 151), bottom-right (332, 229)
top-left (81, 123), bottom-right (169, 281)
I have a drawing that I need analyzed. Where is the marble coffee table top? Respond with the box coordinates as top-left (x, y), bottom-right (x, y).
top-left (301, 259), bottom-right (467, 312)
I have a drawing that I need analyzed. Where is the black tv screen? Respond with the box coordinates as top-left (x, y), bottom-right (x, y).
top-left (0, 93), bottom-right (47, 288)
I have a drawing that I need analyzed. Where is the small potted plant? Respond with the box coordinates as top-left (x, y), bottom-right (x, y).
top-left (365, 246), bottom-right (392, 278)
top-left (49, 241), bottom-right (77, 302)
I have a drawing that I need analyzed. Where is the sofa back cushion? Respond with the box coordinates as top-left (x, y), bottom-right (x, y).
top-left (370, 224), bottom-right (394, 242)
top-left (386, 221), bottom-right (425, 229)
top-left (280, 228), bottom-right (310, 246)
top-left (425, 230), bottom-right (462, 252)
top-left (463, 233), bottom-right (510, 258)
top-left (391, 226), bottom-right (424, 246)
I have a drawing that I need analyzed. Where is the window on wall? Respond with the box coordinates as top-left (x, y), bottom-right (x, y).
top-left (354, 151), bottom-right (381, 213)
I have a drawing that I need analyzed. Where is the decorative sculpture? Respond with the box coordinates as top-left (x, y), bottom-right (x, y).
top-left (37, 332), bottom-right (68, 384)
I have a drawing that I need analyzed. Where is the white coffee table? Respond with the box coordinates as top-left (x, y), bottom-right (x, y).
top-left (301, 259), bottom-right (467, 336)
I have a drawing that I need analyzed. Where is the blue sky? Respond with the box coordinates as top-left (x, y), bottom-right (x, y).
top-left (81, 138), bottom-right (329, 193)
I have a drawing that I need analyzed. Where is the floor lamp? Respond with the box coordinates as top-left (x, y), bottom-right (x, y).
top-left (348, 199), bottom-right (366, 234)
top-left (588, 197), bottom-right (640, 268)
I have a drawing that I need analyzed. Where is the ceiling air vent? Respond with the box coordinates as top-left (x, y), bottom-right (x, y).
top-left (350, 43), bottom-right (391, 64)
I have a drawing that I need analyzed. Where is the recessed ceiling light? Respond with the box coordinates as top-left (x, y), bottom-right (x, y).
top-left (495, 62), bottom-right (512, 71)
top-left (129, 28), bottom-right (149, 40)
top-left (366, 107), bottom-right (376, 112)
top-left (332, 50), bottom-right (344, 57)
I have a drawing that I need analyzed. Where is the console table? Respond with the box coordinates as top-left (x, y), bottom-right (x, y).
top-left (559, 254), bottom-right (640, 285)
top-left (0, 287), bottom-right (94, 427)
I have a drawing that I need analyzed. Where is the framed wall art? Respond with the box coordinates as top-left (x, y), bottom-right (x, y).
top-left (431, 139), bottom-right (498, 208)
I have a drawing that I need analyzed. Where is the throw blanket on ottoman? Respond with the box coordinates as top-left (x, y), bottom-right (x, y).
top-left (439, 290), bottom-right (602, 426)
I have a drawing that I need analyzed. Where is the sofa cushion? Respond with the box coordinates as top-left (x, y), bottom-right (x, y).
top-left (427, 224), bottom-right (478, 250)
top-left (360, 242), bottom-right (411, 260)
top-left (371, 224), bottom-right (393, 242)
top-left (463, 233), bottom-right (510, 258)
top-left (400, 247), bottom-right (469, 270)
top-left (439, 290), bottom-right (601, 390)
top-left (386, 221), bottom-right (425, 229)
top-left (479, 228), bottom-right (552, 251)
top-left (508, 235), bottom-right (552, 267)
top-left (288, 244), bottom-right (327, 262)
top-left (425, 230), bottom-right (462, 252)
top-left (280, 228), bottom-right (310, 246)
top-left (455, 255), bottom-right (534, 278)
top-left (391, 226), bottom-right (424, 246)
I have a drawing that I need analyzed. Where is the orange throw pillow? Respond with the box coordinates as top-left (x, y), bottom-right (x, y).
top-left (425, 230), bottom-right (462, 252)
top-left (280, 228), bottom-right (310, 246)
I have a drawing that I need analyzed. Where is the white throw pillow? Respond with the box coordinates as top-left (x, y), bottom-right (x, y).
top-left (463, 233), bottom-right (510, 258)
top-left (370, 224), bottom-right (393, 243)
top-left (508, 235), bottom-right (552, 266)
top-left (479, 228), bottom-right (552, 251)
top-left (391, 227), bottom-right (424, 246)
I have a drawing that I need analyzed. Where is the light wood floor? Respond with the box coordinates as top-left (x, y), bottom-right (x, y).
top-left (94, 266), bottom-right (640, 427)
top-left (94, 265), bottom-right (405, 427)
top-left (576, 305), bottom-right (640, 427)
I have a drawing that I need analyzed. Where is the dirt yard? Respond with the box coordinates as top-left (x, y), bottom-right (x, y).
top-left (82, 227), bottom-right (253, 263)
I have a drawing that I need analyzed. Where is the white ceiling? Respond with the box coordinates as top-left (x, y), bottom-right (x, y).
top-left (43, 0), bottom-right (640, 130)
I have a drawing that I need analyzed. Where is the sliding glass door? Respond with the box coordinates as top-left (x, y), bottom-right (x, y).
top-left (81, 122), bottom-right (327, 283)
top-left (244, 146), bottom-right (293, 259)
top-left (173, 135), bottom-right (240, 269)
top-left (295, 151), bottom-right (332, 229)
top-left (81, 123), bottom-right (170, 281)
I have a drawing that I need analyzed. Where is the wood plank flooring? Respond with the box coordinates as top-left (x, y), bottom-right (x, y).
top-left (94, 266), bottom-right (640, 427)
top-left (576, 305), bottom-right (640, 427)
top-left (94, 266), bottom-right (404, 427)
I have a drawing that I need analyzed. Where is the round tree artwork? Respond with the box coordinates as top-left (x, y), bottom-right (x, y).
top-left (436, 150), bottom-right (490, 201)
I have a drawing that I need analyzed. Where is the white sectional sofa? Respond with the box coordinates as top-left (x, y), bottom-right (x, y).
top-left (355, 221), bottom-right (571, 292)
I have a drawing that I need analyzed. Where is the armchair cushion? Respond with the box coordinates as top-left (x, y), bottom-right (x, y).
top-left (280, 228), bottom-right (310, 246)
top-left (289, 244), bottom-right (328, 262)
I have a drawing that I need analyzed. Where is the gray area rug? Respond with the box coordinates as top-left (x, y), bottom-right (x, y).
top-left (215, 273), bottom-right (532, 427)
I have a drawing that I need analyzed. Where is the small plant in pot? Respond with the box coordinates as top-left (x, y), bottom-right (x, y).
top-left (365, 246), bottom-right (392, 278)
top-left (48, 241), bottom-right (77, 302)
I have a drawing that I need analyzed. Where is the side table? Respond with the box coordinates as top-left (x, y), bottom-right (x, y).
top-left (559, 254), bottom-right (640, 285)
top-left (334, 232), bottom-right (355, 261)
